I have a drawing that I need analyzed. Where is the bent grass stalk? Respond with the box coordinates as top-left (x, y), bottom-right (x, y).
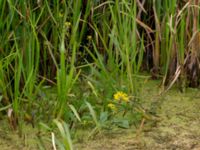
top-left (53, 119), bottom-right (73, 150)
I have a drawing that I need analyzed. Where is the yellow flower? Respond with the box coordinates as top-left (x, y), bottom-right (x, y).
top-left (59, 13), bottom-right (63, 17)
top-left (87, 35), bottom-right (92, 41)
top-left (113, 91), bottom-right (129, 102)
top-left (65, 22), bottom-right (71, 28)
top-left (107, 103), bottom-right (117, 111)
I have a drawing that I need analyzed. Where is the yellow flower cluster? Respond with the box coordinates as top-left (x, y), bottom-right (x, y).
top-left (87, 35), bottom-right (92, 41)
top-left (65, 22), bottom-right (71, 28)
top-left (113, 91), bottom-right (129, 102)
top-left (107, 91), bottom-right (129, 111)
top-left (107, 103), bottom-right (117, 111)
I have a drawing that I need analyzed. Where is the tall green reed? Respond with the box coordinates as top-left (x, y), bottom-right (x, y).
top-left (109, 0), bottom-right (140, 94)
top-left (1, 0), bottom-right (199, 137)
top-left (0, 1), bottom-right (42, 134)
top-left (54, 0), bottom-right (90, 118)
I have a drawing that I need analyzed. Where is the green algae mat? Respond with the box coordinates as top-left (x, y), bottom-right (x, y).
top-left (1, 81), bottom-right (200, 150)
top-left (75, 83), bottom-right (200, 150)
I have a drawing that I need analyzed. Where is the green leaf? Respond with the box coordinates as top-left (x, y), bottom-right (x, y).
top-left (0, 104), bottom-right (11, 112)
top-left (113, 119), bottom-right (130, 129)
top-left (53, 119), bottom-right (73, 150)
top-left (99, 111), bottom-right (108, 123)
top-left (68, 104), bottom-right (81, 122)
top-left (85, 101), bottom-right (99, 127)
top-left (39, 122), bottom-right (52, 131)
top-left (0, 95), bottom-right (2, 102)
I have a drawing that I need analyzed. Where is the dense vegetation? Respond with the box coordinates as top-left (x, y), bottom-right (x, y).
top-left (0, 0), bottom-right (200, 149)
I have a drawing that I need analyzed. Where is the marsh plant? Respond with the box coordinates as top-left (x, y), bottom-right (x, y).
top-left (107, 91), bottom-right (142, 129)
